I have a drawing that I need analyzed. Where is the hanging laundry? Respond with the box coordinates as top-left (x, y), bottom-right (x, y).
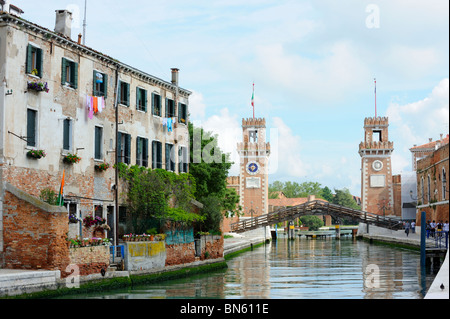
top-left (97, 96), bottom-right (104, 113)
top-left (93, 96), bottom-right (98, 113)
top-left (86, 95), bottom-right (94, 119)
top-left (162, 118), bottom-right (167, 130)
top-left (167, 117), bottom-right (173, 132)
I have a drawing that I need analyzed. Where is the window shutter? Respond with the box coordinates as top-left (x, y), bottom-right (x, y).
top-left (118, 81), bottom-right (122, 104)
top-left (117, 132), bottom-right (122, 163)
top-left (178, 147), bottom-right (182, 173)
top-left (152, 141), bottom-right (156, 169)
top-left (144, 89), bottom-right (148, 112)
top-left (27, 109), bottom-right (36, 147)
top-left (63, 119), bottom-right (70, 150)
top-left (95, 126), bottom-right (102, 159)
top-left (126, 134), bottom-right (131, 164)
top-left (61, 58), bottom-right (67, 85)
top-left (151, 93), bottom-right (155, 114)
top-left (93, 70), bottom-right (97, 95)
top-left (126, 83), bottom-right (130, 106)
top-left (103, 73), bottom-right (108, 98)
top-left (157, 142), bottom-right (162, 168)
top-left (26, 44), bottom-right (33, 74)
top-left (136, 88), bottom-right (141, 110)
top-left (136, 137), bottom-right (141, 166)
top-left (37, 48), bottom-right (43, 78)
top-left (143, 138), bottom-right (148, 167)
top-left (72, 62), bottom-right (78, 89)
top-left (165, 98), bottom-right (168, 118)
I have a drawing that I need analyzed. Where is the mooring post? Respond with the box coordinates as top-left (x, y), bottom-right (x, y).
top-left (420, 211), bottom-right (426, 268)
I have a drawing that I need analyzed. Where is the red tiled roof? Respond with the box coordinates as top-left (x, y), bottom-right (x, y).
top-left (410, 134), bottom-right (449, 150)
top-left (269, 197), bottom-right (328, 207)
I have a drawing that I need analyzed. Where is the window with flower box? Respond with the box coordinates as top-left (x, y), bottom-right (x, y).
top-left (61, 58), bottom-right (78, 89)
top-left (27, 108), bottom-right (37, 147)
top-left (63, 118), bottom-right (73, 151)
top-left (152, 93), bottom-right (162, 116)
top-left (93, 70), bottom-right (107, 97)
top-left (178, 102), bottom-right (187, 124)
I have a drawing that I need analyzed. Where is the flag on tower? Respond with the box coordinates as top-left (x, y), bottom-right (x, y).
top-left (251, 83), bottom-right (255, 118)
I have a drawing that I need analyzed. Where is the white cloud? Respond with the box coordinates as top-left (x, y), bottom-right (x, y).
top-left (387, 78), bottom-right (449, 173)
top-left (188, 90), bottom-right (207, 120)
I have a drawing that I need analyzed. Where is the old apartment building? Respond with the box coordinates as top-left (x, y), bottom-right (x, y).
top-left (0, 8), bottom-right (191, 263)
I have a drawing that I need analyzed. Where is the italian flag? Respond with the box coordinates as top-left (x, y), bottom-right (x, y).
top-left (57, 169), bottom-right (65, 206)
top-left (251, 83), bottom-right (254, 107)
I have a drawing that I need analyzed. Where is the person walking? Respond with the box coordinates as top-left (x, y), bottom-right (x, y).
top-left (430, 220), bottom-right (436, 238)
top-left (426, 221), bottom-right (431, 238)
top-left (411, 221), bottom-right (416, 234)
top-left (405, 221), bottom-right (410, 237)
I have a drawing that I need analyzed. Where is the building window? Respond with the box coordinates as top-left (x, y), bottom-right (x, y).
top-left (178, 102), bottom-right (187, 124)
top-left (26, 44), bottom-right (43, 77)
top-left (63, 118), bottom-right (72, 151)
top-left (118, 81), bottom-right (130, 106)
top-left (166, 98), bottom-right (175, 117)
top-left (136, 137), bottom-right (148, 167)
top-left (61, 58), bottom-right (78, 89)
top-left (443, 168), bottom-right (447, 201)
top-left (136, 87), bottom-right (147, 112)
top-left (27, 109), bottom-right (37, 147)
top-left (178, 146), bottom-right (188, 173)
top-left (93, 70), bottom-right (107, 97)
top-left (421, 177), bottom-right (424, 203)
top-left (118, 132), bottom-right (131, 164)
top-left (165, 143), bottom-right (175, 171)
top-left (152, 141), bottom-right (162, 169)
top-left (94, 126), bottom-right (103, 160)
top-left (152, 93), bottom-right (162, 116)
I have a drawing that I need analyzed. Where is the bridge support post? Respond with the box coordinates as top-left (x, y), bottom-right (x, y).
top-left (335, 224), bottom-right (341, 239)
top-left (288, 221), bottom-right (295, 240)
top-left (420, 211), bottom-right (426, 269)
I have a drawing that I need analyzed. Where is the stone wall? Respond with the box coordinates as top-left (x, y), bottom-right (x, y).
top-left (125, 241), bottom-right (166, 271)
top-left (197, 235), bottom-right (223, 260)
top-left (165, 242), bottom-right (196, 266)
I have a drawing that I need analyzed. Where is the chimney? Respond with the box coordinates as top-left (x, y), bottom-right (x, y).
top-left (55, 10), bottom-right (73, 38)
top-left (440, 133), bottom-right (443, 140)
top-left (171, 68), bottom-right (179, 86)
top-left (429, 138), bottom-right (433, 143)
top-left (78, 33), bottom-right (82, 45)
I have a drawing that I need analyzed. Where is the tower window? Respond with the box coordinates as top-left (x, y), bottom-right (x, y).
top-left (373, 130), bottom-right (382, 142)
top-left (249, 130), bottom-right (258, 143)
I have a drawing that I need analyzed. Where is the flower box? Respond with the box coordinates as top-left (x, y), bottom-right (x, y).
top-left (26, 149), bottom-right (46, 159)
top-left (63, 153), bottom-right (81, 164)
top-left (27, 81), bottom-right (49, 93)
top-left (95, 163), bottom-right (110, 172)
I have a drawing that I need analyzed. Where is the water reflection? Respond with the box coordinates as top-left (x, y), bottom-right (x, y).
top-left (60, 237), bottom-right (435, 299)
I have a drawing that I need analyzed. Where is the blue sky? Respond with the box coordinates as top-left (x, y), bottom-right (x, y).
top-left (16, 0), bottom-right (449, 196)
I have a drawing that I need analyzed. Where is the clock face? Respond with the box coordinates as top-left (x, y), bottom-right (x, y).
top-left (246, 161), bottom-right (259, 175)
top-left (372, 160), bottom-right (383, 171)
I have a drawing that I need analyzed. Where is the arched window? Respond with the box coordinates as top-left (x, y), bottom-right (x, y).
top-left (443, 168), bottom-right (447, 201)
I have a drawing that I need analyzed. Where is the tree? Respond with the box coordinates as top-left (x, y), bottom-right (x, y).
top-left (321, 186), bottom-right (334, 202)
top-left (268, 181), bottom-right (324, 198)
top-left (331, 188), bottom-right (360, 210)
top-left (188, 123), bottom-right (241, 232)
top-left (299, 215), bottom-right (324, 231)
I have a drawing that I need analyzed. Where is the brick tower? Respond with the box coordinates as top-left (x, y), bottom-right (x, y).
top-left (237, 118), bottom-right (271, 219)
top-left (359, 117), bottom-right (394, 215)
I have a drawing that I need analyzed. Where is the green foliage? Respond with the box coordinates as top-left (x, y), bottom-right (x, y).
top-left (188, 122), bottom-right (241, 231)
top-left (39, 188), bottom-right (58, 205)
top-left (118, 164), bottom-right (198, 233)
top-left (321, 186), bottom-right (334, 202)
top-left (331, 188), bottom-right (360, 210)
top-left (299, 215), bottom-right (324, 231)
top-left (269, 181), bottom-right (325, 199)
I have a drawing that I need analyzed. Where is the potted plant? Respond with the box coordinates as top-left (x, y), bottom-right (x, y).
top-left (95, 162), bottom-right (110, 172)
top-left (27, 81), bottom-right (49, 93)
top-left (69, 214), bottom-right (80, 224)
top-left (146, 228), bottom-right (157, 241)
top-left (63, 153), bottom-right (81, 164)
top-left (27, 149), bottom-right (46, 159)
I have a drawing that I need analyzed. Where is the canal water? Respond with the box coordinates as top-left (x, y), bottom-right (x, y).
top-left (62, 237), bottom-right (436, 299)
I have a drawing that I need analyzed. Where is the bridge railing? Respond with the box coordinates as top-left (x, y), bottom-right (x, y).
top-left (230, 200), bottom-right (402, 233)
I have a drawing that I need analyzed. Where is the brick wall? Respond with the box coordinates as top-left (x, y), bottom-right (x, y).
top-left (165, 242), bottom-right (196, 266)
top-left (2, 183), bottom-right (69, 271)
top-left (198, 235), bottom-right (223, 260)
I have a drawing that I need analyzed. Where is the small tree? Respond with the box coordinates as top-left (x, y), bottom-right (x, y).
top-left (299, 215), bottom-right (324, 231)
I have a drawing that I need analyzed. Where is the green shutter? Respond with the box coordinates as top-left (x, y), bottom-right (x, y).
top-left (152, 141), bottom-right (156, 169)
top-left (126, 83), bottom-right (130, 106)
top-left (126, 134), bottom-right (131, 164)
top-left (72, 62), bottom-right (78, 89)
top-left (93, 70), bottom-right (97, 95)
top-left (63, 119), bottom-right (70, 150)
top-left (136, 137), bottom-right (141, 166)
top-left (61, 58), bottom-right (67, 85)
top-left (37, 48), bottom-right (43, 78)
top-left (165, 98), bottom-right (168, 118)
top-left (157, 142), bottom-right (162, 168)
top-left (144, 89), bottom-right (148, 112)
top-left (143, 138), bottom-right (148, 167)
top-left (136, 88), bottom-right (141, 110)
top-left (27, 109), bottom-right (36, 147)
top-left (151, 93), bottom-right (155, 114)
top-left (26, 44), bottom-right (33, 74)
top-left (117, 132), bottom-right (122, 163)
top-left (118, 81), bottom-right (122, 104)
top-left (103, 73), bottom-right (108, 98)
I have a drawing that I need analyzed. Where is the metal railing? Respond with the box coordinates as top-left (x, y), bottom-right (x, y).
top-left (110, 245), bottom-right (125, 264)
top-left (430, 231), bottom-right (448, 249)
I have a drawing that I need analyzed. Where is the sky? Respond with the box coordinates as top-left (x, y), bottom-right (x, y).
top-left (15, 0), bottom-right (449, 196)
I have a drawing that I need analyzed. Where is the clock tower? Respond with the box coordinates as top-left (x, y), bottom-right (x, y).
top-left (237, 118), bottom-right (271, 219)
top-left (359, 117), bottom-right (394, 215)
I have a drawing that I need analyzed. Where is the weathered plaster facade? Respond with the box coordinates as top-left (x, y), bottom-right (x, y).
top-left (0, 10), bottom-right (191, 266)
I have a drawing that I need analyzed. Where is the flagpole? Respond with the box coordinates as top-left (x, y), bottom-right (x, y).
top-left (374, 78), bottom-right (377, 118)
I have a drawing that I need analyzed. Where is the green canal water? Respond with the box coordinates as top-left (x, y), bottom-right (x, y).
top-left (60, 237), bottom-right (436, 299)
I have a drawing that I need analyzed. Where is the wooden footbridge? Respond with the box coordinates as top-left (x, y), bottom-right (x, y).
top-left (230, 200), bottom-right (402, 233)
